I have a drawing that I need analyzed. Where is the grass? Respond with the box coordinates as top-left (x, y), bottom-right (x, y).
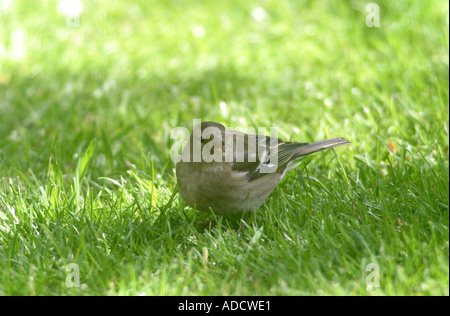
top-left (0, 0), bottom-right (448, 295)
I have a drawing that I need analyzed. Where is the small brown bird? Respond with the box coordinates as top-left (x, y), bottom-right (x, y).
top-left (176, 121), bottom-right (350, 215)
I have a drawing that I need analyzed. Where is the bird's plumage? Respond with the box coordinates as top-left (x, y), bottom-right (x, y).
top-left (176, 121), bottom-right (350, 215)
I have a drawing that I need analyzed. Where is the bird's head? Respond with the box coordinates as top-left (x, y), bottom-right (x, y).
top-left (186, 121), bottom-right (227, 163)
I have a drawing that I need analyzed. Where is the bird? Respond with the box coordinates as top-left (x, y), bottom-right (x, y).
top-left (176, 121), bottom-right (350, 215)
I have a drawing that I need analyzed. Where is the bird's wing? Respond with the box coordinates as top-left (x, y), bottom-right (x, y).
top-left (228, 131), bottom-right (308, 181)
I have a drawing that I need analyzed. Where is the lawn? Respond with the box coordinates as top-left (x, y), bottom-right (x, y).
top-left (0, 0), bottom-right (448, 295)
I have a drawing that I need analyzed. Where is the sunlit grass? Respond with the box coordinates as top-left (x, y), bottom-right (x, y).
top-left (0, 0), bottom-right (448, 295)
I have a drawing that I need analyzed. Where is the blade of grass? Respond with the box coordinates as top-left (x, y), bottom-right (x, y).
top-left (74, 139), bottom-right (97, 211)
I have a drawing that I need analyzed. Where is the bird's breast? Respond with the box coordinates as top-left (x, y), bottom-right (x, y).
top-left (176, 162), bottom-right (281, 214)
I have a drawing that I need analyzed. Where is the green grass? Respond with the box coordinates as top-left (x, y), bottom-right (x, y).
top-left (0, 0), bottom-right (448, 295)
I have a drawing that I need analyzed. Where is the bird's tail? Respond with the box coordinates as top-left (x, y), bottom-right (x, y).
top-left (292, 137), bottom-right (350, 159)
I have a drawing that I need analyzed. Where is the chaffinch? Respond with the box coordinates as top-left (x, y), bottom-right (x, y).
top-left (176, 121), bottom-right (350, 215)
